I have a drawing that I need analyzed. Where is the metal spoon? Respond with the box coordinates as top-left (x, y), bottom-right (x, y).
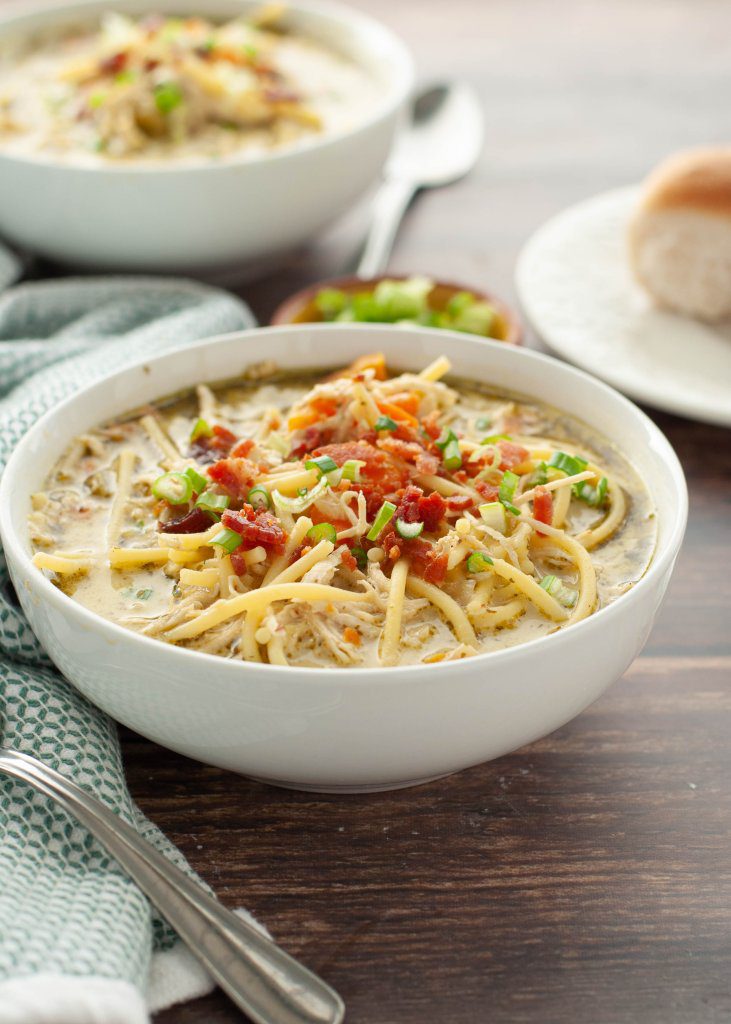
top-left (356, 81), bottom-right (484, 279)
top-left (0, 729), bottom-right (344, 1024)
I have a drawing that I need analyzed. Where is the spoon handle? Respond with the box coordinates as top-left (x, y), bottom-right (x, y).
top-left (0, 747), bottom-right (344, 1024)
top-left (357, 177), bottom-right (416, 279)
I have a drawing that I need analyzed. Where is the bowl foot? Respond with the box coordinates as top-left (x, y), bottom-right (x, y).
top-left (246, 770), bottom-right (456, 794)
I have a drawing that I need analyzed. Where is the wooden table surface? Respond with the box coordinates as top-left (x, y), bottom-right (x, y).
top-left (116, 1), bottom-right (731, 1021)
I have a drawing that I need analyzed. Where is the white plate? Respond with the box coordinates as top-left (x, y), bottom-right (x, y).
top-left (515, 186), bottom-right (731, 428)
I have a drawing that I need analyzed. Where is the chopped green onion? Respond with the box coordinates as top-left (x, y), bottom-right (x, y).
top-left (89, 91), bottom-right (107, 109)
top-left (548, 451), bottom-right (588, 477)
top-left (341, 459), bottom-right (365, 482)
top-left (475, 416), bottom-right (492, 432)
top-left (529, 462), bottom-right (548, 487)
top-left (367, 500), bottom-right (397, 541)
top-left (306, 522), bottom-right (337, 544)
top-left (574, 476), bottom-right (608, 508)
top-left (314, 288), bottom-right (348, 319)
top-left (350, 545), bottom-right (367, 569)
top-left (374, 415), bottom-right (398, 432)
top-left (183, 466), bottom-right (207, 495)
top-left (135, 588), bottom-right (153, 601)
top-left (478, 502), bottom-right (507, 533)
top-left (480, 433), bottom-right (511, 445)
top-left (446, 291), bottom-right (475, 317)
top-left (210, 528), bottom-right (242, 554)
top-left (298, 487), bottom-right (308, 497)
top-left (442, 438), bottom-right (462, 471)
top-left (499, 470), bottom-right (520, 506)
top-left (305, 455), bottom-right (339, 476)
top-left (247, 485), bottom-right (271, 510)
top-left (195, 490), bottom-right (229, 513)
top-left (272, 477), bottom-right (330, 514)
top-left (152, 471), bottom-right (192, 505)
top-left (114, 69), bottom-right (136, 84)
top-left (539, 574), bottom-right (578, 608)
top-left (190, 418), bottom-right (212, 442)
top-left (467, 551), bottom-right (494, 573)
top-left (450, 300), bottom-right (496, 337)
top-left (154, 81), bottom-right (184, 114)
top-left (395, 518), bottom-right (424, 539)
top-left (435, 427), bottom-right (458, 451)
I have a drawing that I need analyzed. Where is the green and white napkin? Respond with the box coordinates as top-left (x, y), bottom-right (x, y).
top-left (0, 273), bottom-right (256, 1023)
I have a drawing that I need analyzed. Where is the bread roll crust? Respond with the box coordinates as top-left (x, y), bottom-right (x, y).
top-left (636, 146), bottom-right (731, 218)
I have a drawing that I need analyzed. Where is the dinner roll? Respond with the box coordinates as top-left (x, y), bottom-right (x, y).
top-left (628, 147), bottom-right (731, 321)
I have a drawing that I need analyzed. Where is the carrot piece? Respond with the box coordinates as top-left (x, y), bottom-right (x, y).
top-left (343, 626), bottom-right (361, 646)
top-left (377, 400), bottom-right (419, 428)
top-left (387, 391), bottom-right (421, 416)
top-left (287, 409), bottom-right (319, 431)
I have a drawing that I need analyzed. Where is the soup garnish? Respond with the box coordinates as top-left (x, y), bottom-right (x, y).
top-left (0, 10), bottom-right (375, 162)
top-left (29, 353), bottom-right (656, 667)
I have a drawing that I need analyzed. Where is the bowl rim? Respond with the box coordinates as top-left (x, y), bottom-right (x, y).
top-left (0, 323), bottom-right (688, 685)
top-left (0, 0), bottom-right (415, 175)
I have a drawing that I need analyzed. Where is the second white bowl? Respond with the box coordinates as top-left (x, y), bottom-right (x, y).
top-left (0, 0), bottom-right (414, 270)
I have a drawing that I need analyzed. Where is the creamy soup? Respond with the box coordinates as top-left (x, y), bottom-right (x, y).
top-left (0, 10), bottom-right (376, 163)
top-left (29, 354), bottom-right (657, 668)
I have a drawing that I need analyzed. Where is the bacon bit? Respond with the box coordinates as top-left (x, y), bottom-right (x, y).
top-left (421, 410), bottom-right (442, 441)
top-left (394, 485), bottom-right (446, 532)
top-left (330, 352), bottom-right (387, 381)
top-left (340, 548), bottom-right (358, 572)
top-left (159, 507), bottom-right (213, 535)
top-left (230, 549), bottom-right (248, 575)
top-left (446, 494), bottom-right (474, 513)
top-left (533, 486), bottom-right (553, 535)
top-left (231, 438), bottom-right (255, 458)
top-left (289, 424), bottom-right (332, 459)
top-left (381, 527), bottom-right (448, 584)
top-left (475, 480), bottom-right (500, 502)
top-left (222, 505), bottom-right (286, 553)
top-left (312, 442), bottom-right (409, 517)
top-left (100, 51), bottom-right (128, 75)
top-left (497, 440), bottom-right (529, 471)
top-left (343, 626), bottom-right (361, 646)
top-left (377, 437), bottom-right (439, 476)
top-left (212, 424), bottom-right (237, 450)
top-left (208, 457), bottom-right (258, 499)
top-left (190, 424), bottom-right (238, 462)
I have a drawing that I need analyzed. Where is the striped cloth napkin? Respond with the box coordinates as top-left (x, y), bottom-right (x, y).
top-left (0, 270), bottom-right (256, 1024)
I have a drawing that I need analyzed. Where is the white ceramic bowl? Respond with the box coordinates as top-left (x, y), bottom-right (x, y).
top-left (0, 0), bottom-right (413, 271)
top-left (0, 326), bottom-right (687, 792)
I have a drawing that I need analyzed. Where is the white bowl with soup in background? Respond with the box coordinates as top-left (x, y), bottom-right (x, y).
top-left (0, 326), bottom-right (687, 791)
top-left (0, 0), bottom-right (414, 271)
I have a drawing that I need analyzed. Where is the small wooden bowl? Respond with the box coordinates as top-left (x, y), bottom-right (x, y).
top-left (270, 274), bottom-right (523, 345)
